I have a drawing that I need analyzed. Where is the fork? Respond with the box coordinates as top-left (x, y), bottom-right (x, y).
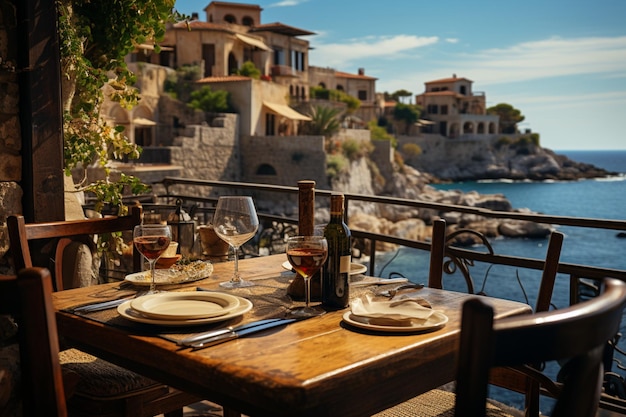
top-left (376, 283), bottom-right (424, 299)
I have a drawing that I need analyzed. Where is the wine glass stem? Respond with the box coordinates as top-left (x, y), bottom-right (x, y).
top-left (148, 259), bottom-right (157, 293)
top-left (304, 275), bottom-right (311, 308)
top-left (232, 245), bottom-right (240, 282)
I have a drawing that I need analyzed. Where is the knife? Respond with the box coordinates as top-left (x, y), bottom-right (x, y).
top-left (178, 318), bottom-right (283, 346)
top-left (190, 318), bottom-right (297, 350)
top-left (73, 297), bottom-right (132, 313)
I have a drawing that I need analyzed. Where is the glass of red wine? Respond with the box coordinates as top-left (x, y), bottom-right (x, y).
top-left (133, 224), bottom-right (172, 294)
top-left (286, 235), bottom-right (328, 317)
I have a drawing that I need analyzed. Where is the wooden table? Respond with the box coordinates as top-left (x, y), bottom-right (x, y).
top-left (53, 254), bottom-right (532, 417)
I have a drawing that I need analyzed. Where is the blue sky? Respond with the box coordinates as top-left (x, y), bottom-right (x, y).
top-left (174, 0), bottom-right (626, 150)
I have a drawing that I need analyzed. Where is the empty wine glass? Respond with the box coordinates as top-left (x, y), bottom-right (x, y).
top-left (133, 224), bottom-right (172, 294)
top-left (213, 196), bottom-right (259, 288)
top-left (286, 236), bottom-right (328, 317)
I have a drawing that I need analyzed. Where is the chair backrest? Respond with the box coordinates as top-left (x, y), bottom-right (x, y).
top-left (0, 267), bottom-right (67, 416)
top-left (427, 219), bottom-right (446, 289)
top-left (455, 277), bottom-right (626, 417)
top-left (7, 206), bottom-right (142, 291)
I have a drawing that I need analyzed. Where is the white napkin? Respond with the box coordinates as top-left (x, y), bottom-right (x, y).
top-left (350, 294), bottom-right (434, 326)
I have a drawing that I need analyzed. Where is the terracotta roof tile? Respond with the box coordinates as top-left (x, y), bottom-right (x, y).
top-left (425, 76), bottom-right (473, 84)
top-left (334, 70), bottom-right (377, 80)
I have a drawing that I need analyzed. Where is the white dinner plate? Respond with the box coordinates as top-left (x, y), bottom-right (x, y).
top-left (124, 261), bottom-right (213, 286)
top-left (281, 261), bottom-right (367, 276)
top-left (117, 296), bottom-right (253, 326)
top-left (342, 311), bottom-right (448, 333)
top-left (129, 292), bottom-right (240, 320)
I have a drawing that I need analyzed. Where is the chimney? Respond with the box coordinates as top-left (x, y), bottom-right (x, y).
top-left (358, 68), bottom-right (365, 75)
top-left (191, 12), bottom-right (199, 20)
top-left (452, 73), bottom-right (457, 78)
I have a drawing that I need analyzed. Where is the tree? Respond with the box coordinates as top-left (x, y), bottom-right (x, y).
top-left (188, 86), bottom-right (231, 113)
top-left (487, 103), bottom-right (525, 134)
top-left (302, 105), bottom-right (341, 153)
top-left (391, 89), bottom-right (413, 104)
top-left (59, 0), bottom-right (183, 214)
top-left (393, 103), bottom-right (421, 135)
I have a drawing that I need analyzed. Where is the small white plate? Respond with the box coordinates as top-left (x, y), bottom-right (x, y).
top-left (342, 311), bottom-right (448, 333)
top-left (281, 261), bottom-right (367, 276)
top-left (125, 262), bottom-right (213, 286)
top-left (117, 296), bottom-right (253, 326)
top-left (129, 292), bottom-right (240, 320)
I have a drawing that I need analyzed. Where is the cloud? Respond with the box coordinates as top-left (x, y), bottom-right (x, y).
top-left (448, 36), bottom-right (626, 86)
top-left (266, 0), bottom-right (308, 7)
top-left (309, 35), bottom-right (439, 67)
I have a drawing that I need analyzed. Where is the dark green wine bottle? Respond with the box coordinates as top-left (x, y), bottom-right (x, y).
top-left (322, 194), bottom-right (351, 309)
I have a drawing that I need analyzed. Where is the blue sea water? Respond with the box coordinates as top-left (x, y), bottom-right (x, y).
top-left (369, 149), bottom-right (626, 411)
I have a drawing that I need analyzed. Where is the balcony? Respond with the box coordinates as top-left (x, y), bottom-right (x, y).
top-left (271, 65), bottom-right (297, 77)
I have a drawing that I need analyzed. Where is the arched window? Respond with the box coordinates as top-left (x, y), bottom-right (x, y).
top-left (242, 16), bottom-right (254, 26)
top-left (256, 164), bottom-right (277, 175)
top-left (336, 84), bottom-right (344, 91)
top-left (318, 82), bottom-right (326, 89)
top-left (224, 14), bottom-right (236, 24)
top-left (477, 122), bottom-right (485, 134)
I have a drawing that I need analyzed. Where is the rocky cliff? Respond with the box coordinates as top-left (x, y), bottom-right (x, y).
top-left (398, 135), bottom-right (615, 182)
top-left (322, 157), bottom-right (553, 252)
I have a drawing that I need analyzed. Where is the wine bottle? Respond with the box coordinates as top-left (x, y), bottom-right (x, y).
top-left (322, 194), bottom-right (351, 309)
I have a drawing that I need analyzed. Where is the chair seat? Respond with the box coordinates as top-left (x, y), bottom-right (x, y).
top-left (373, 389), bottom-right (524, 417)
top-left (60, 349), bottom-right (162, 397)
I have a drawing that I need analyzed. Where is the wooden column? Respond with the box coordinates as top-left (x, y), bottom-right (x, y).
top-left (16, 0), bottom-right (64, 221)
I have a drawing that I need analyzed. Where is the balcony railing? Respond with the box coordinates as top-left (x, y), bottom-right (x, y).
top-left (270, 65), bottom-right (296, 77)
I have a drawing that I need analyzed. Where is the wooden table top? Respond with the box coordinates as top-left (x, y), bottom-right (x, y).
top-left (53, 254), bottom-right (532, 417)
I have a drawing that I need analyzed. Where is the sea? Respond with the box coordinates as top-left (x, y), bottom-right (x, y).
top-left (368, 149), bottom-right (626, 411)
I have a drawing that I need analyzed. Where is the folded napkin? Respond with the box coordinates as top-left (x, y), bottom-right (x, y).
top-left (351, 294), bottom-right (433, 326)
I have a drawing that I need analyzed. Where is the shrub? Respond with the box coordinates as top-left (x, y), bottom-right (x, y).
top-left (188, 86), bottom-right (231, 112)
top-left (326, 154), bottom-right (349, 178)
top-left (402, 143), bottom-right (422, 158)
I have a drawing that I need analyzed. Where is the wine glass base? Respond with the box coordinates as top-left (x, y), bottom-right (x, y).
top-left (288, 306), bottom-right (326, 318)
top-left (219, 280), bottom-right (255, 289)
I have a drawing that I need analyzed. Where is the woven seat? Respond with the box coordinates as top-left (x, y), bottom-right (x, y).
top-left (59, 349), bottom-right (162, 397)
top-left (373, 389), bottom-right (523, 417)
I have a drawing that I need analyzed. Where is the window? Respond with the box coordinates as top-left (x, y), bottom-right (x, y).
top-left (427, 104), bottom-right (438, 114)
top-left (358, 90), bottom-right (367, 100)
top-left (224, 14), bottom-right (236, 24)
top-left (256, 164), bottom-right (277, 175)
top-left (441, 105), bottom-right (448, 115)
top-left (242, 16), bottom-right (254, 26)
top-left (273, 47), bottom-right (285, 65)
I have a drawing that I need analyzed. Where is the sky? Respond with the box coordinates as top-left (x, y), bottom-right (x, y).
top-left (173, 0), bottom-right (626, 151)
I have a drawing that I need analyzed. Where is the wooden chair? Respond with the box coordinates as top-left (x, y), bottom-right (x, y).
top-left (375, 228), bottom-right (566, 417)
top-left (6, 207), bottom-right (200, 417)
top-left (456, 277), bottom-right (626, 417)
top-left (0, 267), bottom-right (67, 416)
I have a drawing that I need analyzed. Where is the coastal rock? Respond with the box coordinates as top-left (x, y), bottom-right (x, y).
top-left (399, 136), bottom-right (616, 181)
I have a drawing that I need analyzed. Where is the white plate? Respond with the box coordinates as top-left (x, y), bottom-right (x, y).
top-left (342, 311), bottom-right (448, 333)
top-left (281, 261), bottom-right (367, 276)
top-left (129, 292), bottom-right (240, 320)
top-left (117, 296), bottom-right (253, 326)
top-left (124, 261), bottom-right (213, 286)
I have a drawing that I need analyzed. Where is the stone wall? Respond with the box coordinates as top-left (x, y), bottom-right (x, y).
top-left (0, 1), bottom-right (23, 266)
